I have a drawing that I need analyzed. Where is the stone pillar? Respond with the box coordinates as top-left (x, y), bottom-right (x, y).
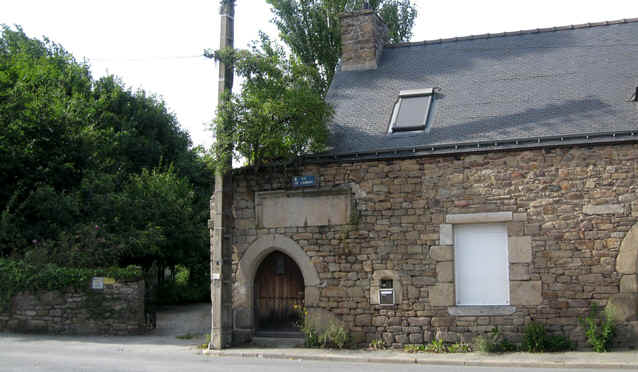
top-left (210, 0), bottom-right (234, 350)
top-left (339, 9), bottom-right (388, 71)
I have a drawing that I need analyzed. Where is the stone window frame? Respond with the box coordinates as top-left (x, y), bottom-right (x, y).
top-left (429, 211), bottom-right (541, 316)
top-left (370, 270), bottom-right (402, 306)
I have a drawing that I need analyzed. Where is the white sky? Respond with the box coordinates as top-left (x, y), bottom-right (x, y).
top-left (3, 0), bottom-right (638, 148)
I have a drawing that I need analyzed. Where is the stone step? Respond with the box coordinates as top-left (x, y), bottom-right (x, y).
top-left (251, 336), bottom-right (305, 348)
top-left (255, 330), bottom-right (303, 338)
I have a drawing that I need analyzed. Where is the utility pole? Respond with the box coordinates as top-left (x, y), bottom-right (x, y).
top-left (210, 0), bottom-right (235, 350)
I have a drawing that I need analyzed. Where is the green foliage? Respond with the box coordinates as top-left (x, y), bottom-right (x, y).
top-left (201, 333), bottom-right (212, 349)
top-left (545, 334), bottom-right (575, 352)
top-left (474, 327), bottom-right (518, 353)
top-left (294, 305), bottom-right (348, 348)
top-left (319, 323), bottom-right (349, 349)
top-left (267, 0), bottom-right (417, 95)
top-left (0, 258), bottom-right (140, 310)
top-left (580, 303), bottom-right (616, 352)
top-left (521, 321), bottom-right (574, 353)
top-left (448, 342), bottom-right (472, 353)
top-left (369, 338), bottom-right (386, 350)
top-left (403, 340), bottom-right (471, 353)
top-left (294, 304), bottom-right (320, 347)
top-left (0, 26), bottom-right (211, 287)
top-left (404, 344), bottom-right (425, 353)
top-left (424, 337), bottom-right (447, 353)
top-left (155, 265), bottom-right (210, 305)
top-left (207, 34), bottom-right (332, 172)
top-left (522, 321), bottom-right (547, 353)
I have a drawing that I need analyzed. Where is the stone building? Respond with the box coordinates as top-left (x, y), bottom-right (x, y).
top-left (213, 11), bottom-right (638, 347)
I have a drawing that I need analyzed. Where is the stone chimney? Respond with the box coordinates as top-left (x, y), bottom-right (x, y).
top-left (339, 9), bottom-right (388, 71)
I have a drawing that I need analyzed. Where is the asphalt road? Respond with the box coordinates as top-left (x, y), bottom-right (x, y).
top-left (0, 333), bottom-right (633, 372)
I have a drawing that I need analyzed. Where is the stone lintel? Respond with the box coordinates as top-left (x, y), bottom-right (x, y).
top-left (446, 212), bottom-right (513, 224)
top-left (583, 204), bottom-right (624, 215)
top-left (448, 305), bottom-right (516, 316)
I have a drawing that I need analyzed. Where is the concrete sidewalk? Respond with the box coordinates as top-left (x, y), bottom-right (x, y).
top-left (204, 347), bottom-right (638, 369)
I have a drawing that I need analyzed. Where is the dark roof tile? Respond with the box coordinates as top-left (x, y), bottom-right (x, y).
top-left (321, 18), bottom-right (638, 157)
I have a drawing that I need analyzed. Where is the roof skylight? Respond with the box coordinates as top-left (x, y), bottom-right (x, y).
top-left (388, 88), bottom-right (437, 134)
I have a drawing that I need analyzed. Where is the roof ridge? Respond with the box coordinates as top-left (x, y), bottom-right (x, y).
top-left (386, 17), bottom-right (638, 49)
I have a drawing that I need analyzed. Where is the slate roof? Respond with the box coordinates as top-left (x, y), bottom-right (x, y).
top-left (313, 18), bottom-right (638, 162)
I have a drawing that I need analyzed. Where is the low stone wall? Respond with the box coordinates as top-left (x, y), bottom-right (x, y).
top-left (0, 279), bottom-right (145, 335)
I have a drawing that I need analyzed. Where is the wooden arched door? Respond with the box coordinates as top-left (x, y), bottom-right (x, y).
top-left (254, 251), bottom-right (304, 331)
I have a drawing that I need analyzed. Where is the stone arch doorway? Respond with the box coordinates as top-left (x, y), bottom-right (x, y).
top-left (254, 251), bottom-right (304, 332)
top-left (235, 234), bottom-right (321, 339)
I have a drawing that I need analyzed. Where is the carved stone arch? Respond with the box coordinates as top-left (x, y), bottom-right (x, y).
top-left (233, 234), bottom-right (320, 333)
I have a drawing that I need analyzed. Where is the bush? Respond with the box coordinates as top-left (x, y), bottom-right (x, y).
top-left (154, 265), bottom-right (210, 305)
top-left (522, 321), bottom-right (546, 352)
top-left (475, 327), bottom-right (518, 353)
top-left (546, 334), bottom-right (575, 352)
top-left (522, 321), bottom-right (573, 352)
top-left (580, 303), bottom-right (616, 352)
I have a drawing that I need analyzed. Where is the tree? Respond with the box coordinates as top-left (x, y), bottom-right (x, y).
top-left (267, 0), bottom-right (417, 95)
top-left (0, 26), bottom-right (211, 289)
top-left (207, 34), bottom-right (333, 171)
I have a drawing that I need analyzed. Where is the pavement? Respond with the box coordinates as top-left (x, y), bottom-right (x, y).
top-left (151, 302), bottom-right (210, 337)
top-left (3, 303), bottom-right (638, 370)
top-left (204, 346), bottom-right (638, 370)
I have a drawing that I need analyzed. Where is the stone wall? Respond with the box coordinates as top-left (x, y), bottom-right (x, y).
top-left (0, 279), bottom-right (145, 335)
top-left (230, 143), bottom-right (638, 347)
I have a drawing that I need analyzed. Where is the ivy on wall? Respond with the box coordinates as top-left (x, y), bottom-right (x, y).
top-left (0, 259), bottom-right (141, 311)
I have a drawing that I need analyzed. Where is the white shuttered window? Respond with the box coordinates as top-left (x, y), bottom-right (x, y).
top-left (454, 223), bottom-right (509, 305)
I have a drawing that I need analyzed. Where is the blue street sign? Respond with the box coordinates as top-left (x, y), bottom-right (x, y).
top-left (292, 175), bottom-right (316, 187)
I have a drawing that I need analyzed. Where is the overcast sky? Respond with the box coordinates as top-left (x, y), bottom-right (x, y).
top-left (3, 0), bottom-right (638, 148)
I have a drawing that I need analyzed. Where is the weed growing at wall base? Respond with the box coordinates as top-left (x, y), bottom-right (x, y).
top-left (581, 304), bottom-right (616, 352)
top-left (521, 321), bottom-right (574, 352)
top-left (294, 305), bottom-right (349, 349)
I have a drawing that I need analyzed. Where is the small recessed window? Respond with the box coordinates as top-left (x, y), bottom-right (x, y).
top-left (379, 279), bottom-right (394, 305)
top-left (388, 88), bottom-right (438, 134)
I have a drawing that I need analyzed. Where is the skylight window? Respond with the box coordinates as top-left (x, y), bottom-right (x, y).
top-left (388, 88), bottom-right (437, 134)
